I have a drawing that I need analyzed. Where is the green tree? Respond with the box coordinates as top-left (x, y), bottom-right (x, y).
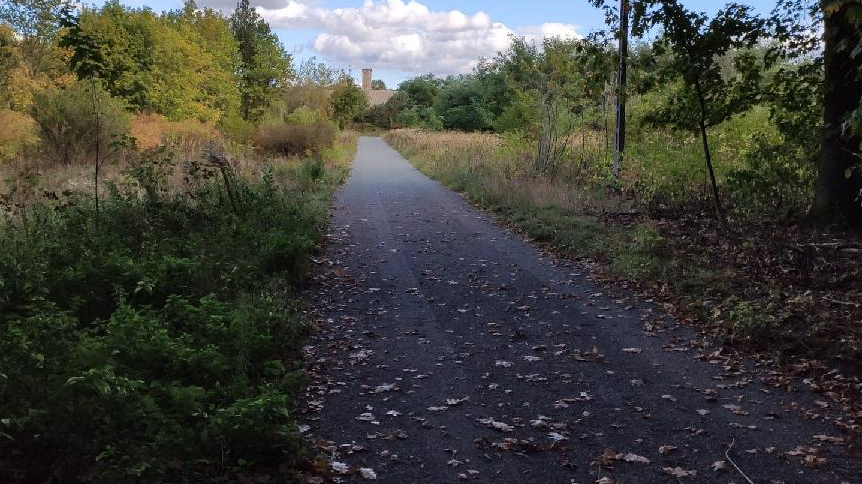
top-left (0, 0), bottom-right (72, 104)
top-left (170, 1), bottom-right (243, 121)
top-left (434, 76), bottom-right (493, 131)
top-left (230, 0), bottom-right (292, 121)
top-left (399, 74), bottom-right (443, 109)
top-left (593, 0), bottom-right (862, 225)
top-left (295, 56), bottom-right (345, 87)
top-left (0, 0), bottom-right (70, 74)
top-left (329, 77), bottom-right (368, 129)
top-left (635, 1), bottom-right (764, 221)
top-left (0, 25), bottom-right (19, 108)
top-left (370, 79), bottom-right (386, 90)
top-left (362, 90), bottom-right (407, 128)
top-left (61, 1), bottom-right (241, 122)
top-left (495, 36), bottom-right (596, 172)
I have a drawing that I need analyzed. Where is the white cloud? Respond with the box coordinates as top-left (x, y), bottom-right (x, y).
top-left (521, 22), bottom-right (582, 41)
top-left (203, 0), bottom-right (582, 75)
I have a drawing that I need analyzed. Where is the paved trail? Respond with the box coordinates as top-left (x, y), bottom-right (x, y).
top-left (301, 137), bottom-right (857, 484)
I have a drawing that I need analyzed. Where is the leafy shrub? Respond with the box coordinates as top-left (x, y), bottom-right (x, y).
top-left (0, 161), bottom-right (328, 482)
top-left (253, 120), bottom-right (336, 156)
top-left (329, 78), bottom-right (368, 129)
top-left (298, 156), bottom-right (325, 182)
top-left (397, 105), bottom-right (444, 131)
top-left (286, 105), bottom-right (325, 126)
top-left (219, 112), bottom-right (255, 143)
top-left (0, 109), bottom-right (38, 162)
top-left (29, 80), bottom-right (130, 164)
top-left (726, 135), bottom-right (815, 220)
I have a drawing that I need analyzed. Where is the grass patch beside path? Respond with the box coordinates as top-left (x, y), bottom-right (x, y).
top-left (384, 129), bottom-right (862, 369)
top-left (0, 132), bottom-right (357, 484)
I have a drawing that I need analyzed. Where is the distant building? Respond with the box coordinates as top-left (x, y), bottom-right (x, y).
top-left (361, 68), bottom-right (396, 106)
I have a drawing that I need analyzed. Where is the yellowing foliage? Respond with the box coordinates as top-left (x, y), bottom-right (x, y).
top-left (0, 109), bottom-right (38, 162)
top-left (130, 113), bottom-right (220, 152)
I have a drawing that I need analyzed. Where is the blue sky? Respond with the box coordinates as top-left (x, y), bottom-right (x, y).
top-left (101, 0), bottom-right (778, 88)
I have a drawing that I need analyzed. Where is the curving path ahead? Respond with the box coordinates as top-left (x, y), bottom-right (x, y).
top-left (300, 137), bottom-right (857, 484)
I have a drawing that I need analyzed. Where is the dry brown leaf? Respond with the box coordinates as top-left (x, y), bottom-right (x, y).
top-left (599, 448), bottom-right (618, 466)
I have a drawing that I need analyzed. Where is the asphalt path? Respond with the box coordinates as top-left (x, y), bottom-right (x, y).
top-left (301, 136), bottom-right (858, 484)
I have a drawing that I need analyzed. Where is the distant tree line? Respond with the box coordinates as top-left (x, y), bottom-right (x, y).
top-left (1, 0), bottom-right (292, 126)
top-left (0, 0), bottom-right (373, 164)
top-left (366, 0), bottom-right (861, 226)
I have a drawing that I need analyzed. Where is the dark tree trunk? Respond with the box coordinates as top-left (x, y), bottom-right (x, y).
top-left (811, 2), bottom-right (862, 226)
top-left (693, 74), bottom-right (724, 224)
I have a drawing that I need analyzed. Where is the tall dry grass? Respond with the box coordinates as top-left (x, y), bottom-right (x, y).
top-left (1, 114), bottom-right (225, 201)
top-left (0, 117), bottom-right (359, 210)
top-left (384, 128), bottom-right (631, 215)
top-left (130, 113), bottom-right (221, 156)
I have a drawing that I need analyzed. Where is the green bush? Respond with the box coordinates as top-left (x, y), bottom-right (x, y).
top-left (286, 105), bottom-right (325, 125)
top-left (252, 120), bottom-right (336, 156)
top-left (29, 80), bottom-right (130, 164)
top-left (329, 78), bottom-right (368, 129)
top-left (0, 161), bottom-right (325, 482)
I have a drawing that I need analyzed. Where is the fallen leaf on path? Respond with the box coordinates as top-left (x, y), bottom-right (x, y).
top-left (813, 434), bottom-right (843, 443)
top-left (445, 397), bottom-right (469, 406)
top-left (478, 418), bottom-right (514, 432)
top-left (621, 453), bottom-right (650, 464)
top-left (663, 467), bottom-right (696, 478)
top-left (374, 383), bottom-right (396, 393)
top-left (804, 454), bottom-right (827, 468)
top-left (359, 468), bottom-right (377, 479)
top-left (599, 448), bottom-right (618, 466)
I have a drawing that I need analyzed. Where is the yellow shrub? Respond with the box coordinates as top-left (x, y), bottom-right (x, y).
top-left (0, 109), bottom-right (38, 162)
top-left (130, 114), bottom-right (221, 154)
top-left (130, 113), bottom-right (170, 150)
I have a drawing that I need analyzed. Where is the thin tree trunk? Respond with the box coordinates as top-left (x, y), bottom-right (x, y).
top-left (693, 75), bottom-right (724, 224)
top-left (603, 95), bottom-right (609, 151)
top-left (811, 2), bottom-right (862, 226)
top-left (612, 0), bottom-right (629, 179)
top-left (90, 76), bottom-right (101, 228)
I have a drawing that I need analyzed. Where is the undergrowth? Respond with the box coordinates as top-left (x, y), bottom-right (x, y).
top-left (0, 134), bottom-right (355, 483)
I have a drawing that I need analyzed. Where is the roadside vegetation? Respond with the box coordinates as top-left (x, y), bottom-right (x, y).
top-left (375, 1), bottom-right (862, 368)
top-left (0, 0), bottom-right (365, 482)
